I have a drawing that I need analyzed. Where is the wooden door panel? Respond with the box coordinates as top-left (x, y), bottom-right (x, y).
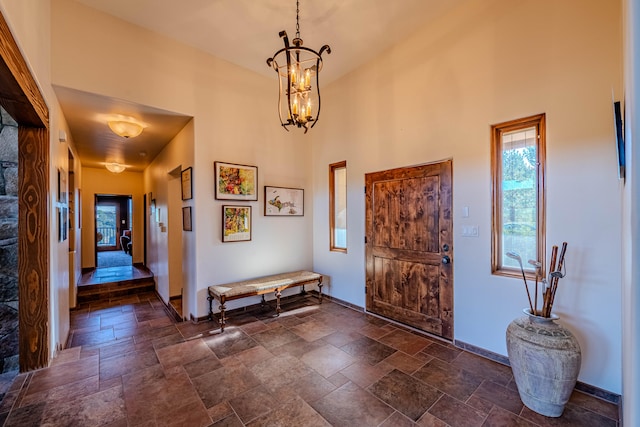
top-left (371, 246), bottom-right (440, 264)
top-left (366, 161), bottom-right (453, 340)
top-left (372, 256), bottom-right (440, 328)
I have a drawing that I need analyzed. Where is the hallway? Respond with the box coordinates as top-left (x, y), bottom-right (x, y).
top-left (97, 250), bottom-right (132, 269)
top-left (0, 293), bottom-right (619, 426)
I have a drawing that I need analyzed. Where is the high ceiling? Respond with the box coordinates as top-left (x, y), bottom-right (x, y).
top-left (60, 0), bottom-right (467, 171)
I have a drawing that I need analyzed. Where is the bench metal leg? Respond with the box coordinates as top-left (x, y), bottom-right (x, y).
top-left (274, 288), bottom-right (282, 316)
top-left (318, 277), bottom-right (323, 304)
top-left (209, 294), bottom-right (227, 333)
top-left (219, 302), bottom-right (226, 332)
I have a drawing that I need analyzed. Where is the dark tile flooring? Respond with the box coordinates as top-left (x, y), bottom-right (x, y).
top-left (79, 265), bottom-right (153, 287)
top-left (0, 293), bottom-right (619, 426)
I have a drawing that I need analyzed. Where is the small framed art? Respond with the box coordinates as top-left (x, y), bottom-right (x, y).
top-left (182, 206), bottom-right (192, 231)
top-left (264, 186), bottom-right (304, 216)
top-left (181, 167), bottom-right (193, 200)
top-left (57, 168), bottom-right (67, 204)
top-left (222, 205), bottom-right (251, 242)
top-left (61, 207), bottom-right (68, 241)
top-left (214, 161), bottom-right (258, 201)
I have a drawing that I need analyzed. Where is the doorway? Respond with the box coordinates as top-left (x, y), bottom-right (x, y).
top-left (95, 195), bottom-right (132, 268)
top-left (0, 10), bottom-right (50, 371)
top-left (168, 167), bottom-right (184, 318)
top-left (365, 160), bottom-right (453, 340)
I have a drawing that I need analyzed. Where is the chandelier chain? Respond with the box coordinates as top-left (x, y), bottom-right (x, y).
top-left (295, 0), bottom-right (300, 39)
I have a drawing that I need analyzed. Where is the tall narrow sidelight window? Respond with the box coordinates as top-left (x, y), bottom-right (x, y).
top-left (329, 161), bottom-right (347, 252)
top-left (491, 114), bottom-right (546, 277)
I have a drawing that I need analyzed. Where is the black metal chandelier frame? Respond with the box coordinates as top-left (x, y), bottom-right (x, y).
top-left (267, 1), bottom-right (331, 133)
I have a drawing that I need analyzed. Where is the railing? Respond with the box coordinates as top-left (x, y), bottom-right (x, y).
top-left (96, 226), bottom-right (117, 246)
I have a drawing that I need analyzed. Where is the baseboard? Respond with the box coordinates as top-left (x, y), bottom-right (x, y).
top-left (159, 293), bottom-right (182, 323)
top-left (312, 291), bottom-right (365, 313)
top-left (454, 339), bottom-right (621, 405)
top-left (454, 340), bottom-right (510, 366)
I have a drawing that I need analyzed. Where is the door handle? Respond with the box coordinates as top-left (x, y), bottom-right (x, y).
top-left (442, 255), bottom-right (451, 264)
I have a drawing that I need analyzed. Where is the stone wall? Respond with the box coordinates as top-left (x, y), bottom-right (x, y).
top-left (0, 107), bottom-right (18, 374)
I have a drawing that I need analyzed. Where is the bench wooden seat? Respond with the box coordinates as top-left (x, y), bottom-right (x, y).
top-left (207, 270), bottom-right (323, 332)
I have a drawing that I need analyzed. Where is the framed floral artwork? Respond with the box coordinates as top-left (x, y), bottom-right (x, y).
top-left (222, 205), bottom-right (251, 242)
top-left (214, 161), bottom-right (258, 201)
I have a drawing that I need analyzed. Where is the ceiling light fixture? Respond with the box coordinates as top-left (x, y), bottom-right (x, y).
top-left (267, 0), bottom-right (330, 133)
top-left (105, 162), bottom-right (126, 173)
top-left (107, 117), bottom-right (144, 139)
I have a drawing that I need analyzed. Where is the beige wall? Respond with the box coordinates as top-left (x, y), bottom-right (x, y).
top-left (0, 0), bottom-right (79, 357)
top-left (81, 167), bottom-right (144, 268)
top-left (144, 120), bottom-right (195, 306)
top-left (312, 0), bottom-right (623, 394)
top-left (52, 0), bottom-right (314, 320)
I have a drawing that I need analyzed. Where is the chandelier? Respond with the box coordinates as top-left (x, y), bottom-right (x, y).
top-left (267, 0), bottom-right (331, 133)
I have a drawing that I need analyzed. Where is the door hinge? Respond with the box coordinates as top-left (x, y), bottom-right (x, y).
top-left (364, 236), bottom-right (367, 243)
top-left (364, 286), bottom-right (367, 294)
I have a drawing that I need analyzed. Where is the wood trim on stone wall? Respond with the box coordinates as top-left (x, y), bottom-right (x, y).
top-left (0, 10), bottom-right (50, 371)
top-left (0, 12), bottom-right (48, 127)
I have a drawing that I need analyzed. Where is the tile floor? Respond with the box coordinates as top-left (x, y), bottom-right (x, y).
top-left (0, 293), bottom-right (619, 426)
top-left (97, 250), bottom-right (133, 269)
top-left (79, 265), bottom-right (153, 287)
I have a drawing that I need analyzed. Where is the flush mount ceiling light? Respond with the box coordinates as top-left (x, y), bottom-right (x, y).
top-left (267, 0), bottom-right (331, 133)
top-left (105, 162), bottom-right (126, 173)
top-left (107, 116), bottom-right (144, 139)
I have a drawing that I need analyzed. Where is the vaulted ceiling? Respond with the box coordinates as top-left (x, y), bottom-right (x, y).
top-left (58, 0), bottom-right (468, 171)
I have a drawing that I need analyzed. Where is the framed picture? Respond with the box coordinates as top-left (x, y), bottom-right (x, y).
top-left (222, 205), bottom-right (252, 242)
top-left (613, 101), bottom-right (625, 180)
top-left (78, 189), bottom-right (82, 229)
top-left (56, 207), bottom-right (61, 241)
top-left (181, 167), bottom-right (193, 200)
top-left (57, 168), bottom-right (67, 204)
top-left (264, 186), bottom-right (304, 216)
top-left (62, 207), bottom-right (68, 241)
top-left (182, 206), bottom-right (192, 231)
top-left (215, 161), bottom-right (258, 201)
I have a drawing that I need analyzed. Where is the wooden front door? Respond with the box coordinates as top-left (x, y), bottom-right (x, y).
top-left (365, 160), bottom-right (453, 340)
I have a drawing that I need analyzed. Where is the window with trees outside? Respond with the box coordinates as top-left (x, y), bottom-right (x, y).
top-left (329, 161), bottom-right (347, 252)
top-left (491, 114), bottom-right (545, 277)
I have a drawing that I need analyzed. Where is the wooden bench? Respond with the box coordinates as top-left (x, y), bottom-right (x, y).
top-left (207, 270), bottom-right (323, 332)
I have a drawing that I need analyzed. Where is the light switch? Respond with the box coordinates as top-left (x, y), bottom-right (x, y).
top-left (462, 225), bottom-right (479, 237)
top-left (463, 206), bottom-right (469, 218)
